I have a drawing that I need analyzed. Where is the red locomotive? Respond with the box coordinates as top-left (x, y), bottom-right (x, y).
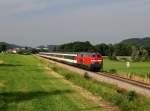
top-left (38, 52), bottom-right (103, 71)
top-left (76, 53), bottom-right (103, 71)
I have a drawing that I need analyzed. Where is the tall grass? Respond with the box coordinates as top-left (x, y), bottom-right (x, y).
top-left (49, 63), bottom-right (150, 111)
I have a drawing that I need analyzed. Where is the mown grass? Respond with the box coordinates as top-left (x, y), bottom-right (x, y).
top-left (47, 61), bottom-right (150, 111)
top-left (103, 57), bottom-right (150, 78)
top-left (0, 54), bottom-right (104, 111)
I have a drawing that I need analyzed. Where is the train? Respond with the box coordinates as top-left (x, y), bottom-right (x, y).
top-left (38, 52), bottom-right (103, 72)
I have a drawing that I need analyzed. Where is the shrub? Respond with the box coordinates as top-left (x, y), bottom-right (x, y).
top-left (84, 72), bottom-right (91, 80)
top-left (0, 96), bottom-right (5, 109)
top-left (113, 94), bottom-right (124, 105)
top-left (64, 74), bottom-right (73, 80)
top-left (117, 88), bottom-right (126, 94)
top-left (120, 99), bottom-right (137, 111)
top-left (109, 69), bottom-right (117, 73)
top-left (127, 91), bottom-right (136, 101)
top-left (51, 66), bottom-right (58, 72)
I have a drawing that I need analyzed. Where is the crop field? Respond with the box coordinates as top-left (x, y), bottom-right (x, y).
top-left (0, 54), bottom-right (104, 111)
top-left (103, 57), bottom-right (150, 77)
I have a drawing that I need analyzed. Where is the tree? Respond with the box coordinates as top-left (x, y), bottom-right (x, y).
top-left (107, 44), bottom-right (114, 58)
top-left (139, 47), bottom-right (149, 61)
top-left (0, 43), bottom-right (7, 52)
top-left (131, 46), bottom-right (149, 62)
top-left (95, 43), bottom-right (109, 56)
top-left (143, 45), bottom-right (150, 56)
top-left (114, 43), bottom-right (132, 56)
top-left (131, 46), bottom-right (140, 61)
top-left (58, 41), bottom-right (95, 52)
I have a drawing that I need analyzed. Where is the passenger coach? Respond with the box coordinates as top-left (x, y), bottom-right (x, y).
top-left (38, 52), bottom-right (103, 71)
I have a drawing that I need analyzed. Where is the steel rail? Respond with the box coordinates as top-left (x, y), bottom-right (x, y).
top-left (97, 72), bottom-right (150, 90)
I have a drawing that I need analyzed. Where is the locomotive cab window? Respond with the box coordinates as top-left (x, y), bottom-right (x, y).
top-left (97, 54), bottom-right (101, 58)
top-left (92, 55), bottom-right (96, 58)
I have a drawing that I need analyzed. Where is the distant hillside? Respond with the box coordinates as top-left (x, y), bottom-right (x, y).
top-left (47, 45), bottom-right (59, 51)
top-left (120, 37), bottom-right (150, 47)
top-left (0, 42), bottom-right (23, 49)
top-left (7, 44), bottom-right (23, 49)
top-left (36, 45), bottom-right (59, 51)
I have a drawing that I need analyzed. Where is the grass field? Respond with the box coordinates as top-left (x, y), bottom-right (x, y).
top-left (0, 54), bottom-right (104, 111)
top-left (103, 57), bottom-right (150, 77)
top-left (46, 60), bottom-right (150, 111)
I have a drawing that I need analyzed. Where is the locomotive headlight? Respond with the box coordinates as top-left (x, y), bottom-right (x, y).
top-left (91, 60), bottom-right (102, 64)
top-left (91, 60), bottom-right (97, 64)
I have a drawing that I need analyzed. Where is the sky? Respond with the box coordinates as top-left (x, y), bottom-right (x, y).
top-left (0, 0), bottom-right (150, 47)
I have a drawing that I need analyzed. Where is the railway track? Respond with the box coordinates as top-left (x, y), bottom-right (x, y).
top-left (37, 55), bottom-right (150, 96)
top-left (97, 72), bottom-right (150, 90)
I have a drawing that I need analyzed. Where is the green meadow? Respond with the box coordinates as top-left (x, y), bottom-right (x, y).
top-left (0, 54), bottom-right (150, 111)
top-left (103, 57), bottom-right (150, 77)
top-left (0, 54), bottom-right (104, 111)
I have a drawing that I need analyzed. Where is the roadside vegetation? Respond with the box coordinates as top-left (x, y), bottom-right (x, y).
top-left (0, 54), bottom-right (104, 111)
top-left (45, 60), bottom-right (150, 111)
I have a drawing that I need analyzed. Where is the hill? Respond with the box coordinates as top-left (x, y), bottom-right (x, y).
top-left (120, 37), bottom-right (150, 48)
top-left (47, 45), bottom-right (59, 51)
top-left (0, 42), bottom-right (23, 49)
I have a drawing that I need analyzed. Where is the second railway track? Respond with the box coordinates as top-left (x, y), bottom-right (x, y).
top-left (97, 72), bottom-right (150, 90)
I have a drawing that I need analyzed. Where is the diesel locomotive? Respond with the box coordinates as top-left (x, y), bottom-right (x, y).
top-left (38, 52), bottom-right (103, 71)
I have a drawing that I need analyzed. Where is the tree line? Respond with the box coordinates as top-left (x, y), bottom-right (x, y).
top-left (56, 41), bottom-right (150, 61)
top-left (1, 39), bottom-right (150, 61)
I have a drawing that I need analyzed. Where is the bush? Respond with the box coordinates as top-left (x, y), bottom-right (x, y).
top-left (64, 74), bottom-right (73, 80)
top-left (51, 66), bottom-right (58, 72)
top-left (113, 94), bottom-right (124, 105)
top-left (120, 99), bottom-right (137, 111)
top-left (117, 88), bottom-right (126, 94)
top-left (127, 91), bottom-right (136, 101)
top-left (84, 72), bottom-right (91, 80)
top-left (109, 69), bottom-right (117, 73)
